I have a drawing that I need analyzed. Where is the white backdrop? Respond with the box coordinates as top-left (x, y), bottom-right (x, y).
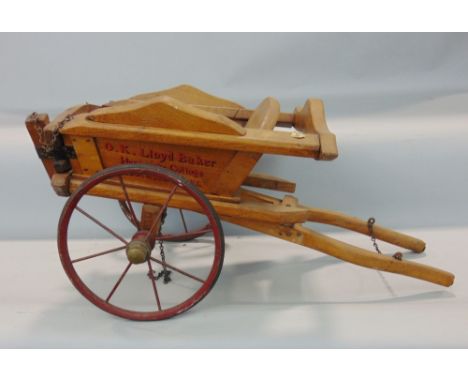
top-left (0, 33), bottom-right (467, 239)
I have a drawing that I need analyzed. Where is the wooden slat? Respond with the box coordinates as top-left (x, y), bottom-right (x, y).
top-left (88, 96), bottom-right (246, 136)
top-left (243, 172), bottom-right (296, 193)
top-left (61, 116), bottom-right (321, 158)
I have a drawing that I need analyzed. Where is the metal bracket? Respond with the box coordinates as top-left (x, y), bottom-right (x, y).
top-left (36, 145), bottom-right (76, 160)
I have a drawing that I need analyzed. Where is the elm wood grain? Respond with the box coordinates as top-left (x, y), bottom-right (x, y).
top-left (294, 99), bottom-right (338, 160)
top-left (61, 115), bottom-right (321, 158)
top-left (209, 97), bottom-right (281, 195)
top-left (25, 112), bottom-right (55, 177)
top-left (68, 177), bottom-right (309, 224)
top-left (87, 96), bottom-right (246, 136)
top-left (243, 172), bottom-right (296, 193)
top-left (222, 216), bottom-right (454, 287)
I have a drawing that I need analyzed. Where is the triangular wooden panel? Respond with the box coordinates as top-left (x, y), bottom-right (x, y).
top-left (130, 84), bottom-right (245, 109)
top-left (87, 95), bottom-right (246, 136)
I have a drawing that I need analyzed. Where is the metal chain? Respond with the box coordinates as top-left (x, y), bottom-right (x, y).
top-left (367, 217), bottom-right (381, 254)
top-left (156, 210), bottom-right (172, 284)
top-left (367, 217), bottom-right (403, 261)
top-left (38, 114), bottom-right (73, 155)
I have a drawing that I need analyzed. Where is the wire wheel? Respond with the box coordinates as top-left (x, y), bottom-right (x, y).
top-left (57, 164), bottom-right (224, 320)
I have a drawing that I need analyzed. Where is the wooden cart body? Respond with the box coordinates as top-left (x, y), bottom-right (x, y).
top-left (25, 85), bottom-right (454, 320)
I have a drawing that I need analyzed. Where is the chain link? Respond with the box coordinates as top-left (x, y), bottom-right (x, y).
top-left (367, 217), bottom-right (403, 261)
top-left (367, 217), bottom-right (381, 254)
top-left (156, 209), bottom-right (172, 283)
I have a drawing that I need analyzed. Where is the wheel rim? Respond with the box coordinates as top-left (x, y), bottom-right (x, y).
top-left (58, 164), bottom-right (224, 321)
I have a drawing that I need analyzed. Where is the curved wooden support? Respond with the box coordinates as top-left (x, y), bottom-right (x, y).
top-left (305, 206), bottom-right (426, 253)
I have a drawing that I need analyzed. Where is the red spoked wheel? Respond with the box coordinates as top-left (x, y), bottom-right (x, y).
top-left (58, 164), bottom-right (224, 321)
top-left (118, 200), bottom-right (211, 242)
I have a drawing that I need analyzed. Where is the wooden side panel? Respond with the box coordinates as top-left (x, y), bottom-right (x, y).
top-left (95, 137), bottom-right (237, 194)
top-left (129, 84), bottom-right (245, 109)
top-left (72, 136), bottom-right (103, 175)
top-left (61, 116), bottom-right (321, 158)
top-left (88, 96), bottom-right (246, 136)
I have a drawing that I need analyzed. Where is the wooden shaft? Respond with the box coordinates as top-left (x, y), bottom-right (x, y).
top-left (223, 215), bottom-right (454, 287)
top-left (306, 207), bottom-right (426, 253)
top-left (294, 225), bottom-right (454, 287)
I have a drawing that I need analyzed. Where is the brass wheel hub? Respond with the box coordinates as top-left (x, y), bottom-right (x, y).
top-left (126, 239), bottom-right (151, 264)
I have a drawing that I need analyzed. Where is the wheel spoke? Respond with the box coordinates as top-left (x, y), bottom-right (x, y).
top-left (119, 176), bottom-right (140, 230)
top-left (72, 245), bottom-right (127, 264)
top-left (106, 262), bottom-right (132, 303)
top-left (146, 185), bottom-right (178, 240)
top-left (147, 259), bottom-right (162, 310)
top-left (157, 227), bottom-right (212, 241)
top-left (76, 206), bottom-right (128, 244)
top-left (179, 209), bottom-right (189, 233)
top-left (150, 256), bottom-right (205, 283)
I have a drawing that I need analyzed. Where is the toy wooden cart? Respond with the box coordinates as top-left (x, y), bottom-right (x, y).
top-left (26, 85), bottom-right (455, 320)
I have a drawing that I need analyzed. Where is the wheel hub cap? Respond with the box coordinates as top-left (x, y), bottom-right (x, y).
top-left (126, 239), bottom-right (151, 264)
